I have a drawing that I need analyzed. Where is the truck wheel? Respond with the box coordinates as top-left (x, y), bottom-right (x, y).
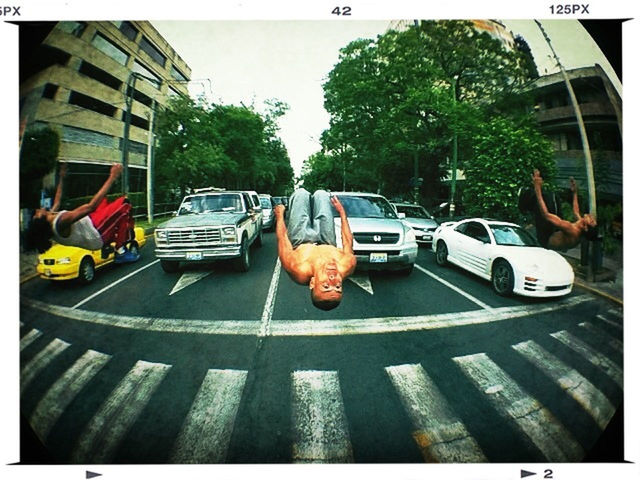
top-left (234, 236), bottom-right (250, 272)
top-left (255, 228), bottom-right (263, 248)
top-left (161, 260), bottom-right (179, 273)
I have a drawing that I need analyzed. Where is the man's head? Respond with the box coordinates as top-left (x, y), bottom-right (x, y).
top-left (581, 213), bottom-right (598, 241)
top-left (25, 211), bottom-right (53, 253)
top-left (309, 260), bottom-right (343, 311)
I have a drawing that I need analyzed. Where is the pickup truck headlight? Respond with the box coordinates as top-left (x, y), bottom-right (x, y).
top-left (57, 257), bottom-right (71, 264)
top-left (155, 230), bottom-right (167, 241)
top-left (222, 227), bottom-right (237, 242)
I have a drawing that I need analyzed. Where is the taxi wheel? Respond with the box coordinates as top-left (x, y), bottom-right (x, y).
top-left (78, 257), bottom-right (95, 284)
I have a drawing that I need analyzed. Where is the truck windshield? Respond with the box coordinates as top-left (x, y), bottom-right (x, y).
top-left (178, 194), bottom-right (243, 215)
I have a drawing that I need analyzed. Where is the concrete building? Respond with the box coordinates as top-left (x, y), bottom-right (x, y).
top-left (19, 21), bottom-right (191, 198)
top-left (530, 64), bottom-right (622, 203)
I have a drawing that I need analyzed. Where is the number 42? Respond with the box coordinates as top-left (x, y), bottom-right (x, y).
top-left (332, 6), bottom-right (352, 16)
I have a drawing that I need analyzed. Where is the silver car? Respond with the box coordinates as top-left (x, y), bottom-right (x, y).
top-left (332, 192), bottom-right (418, 274)
top-left (391, 202), bottom-right (439, 245)
top-left (259, 194), bottom-right (275, 231)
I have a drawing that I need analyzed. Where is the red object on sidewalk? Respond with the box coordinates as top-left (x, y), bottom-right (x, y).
top-left (89, 197), bottom-right (134, 249)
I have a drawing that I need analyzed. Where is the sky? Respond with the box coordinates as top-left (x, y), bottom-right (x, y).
top-left (152, 19), bottom-right (622, 178)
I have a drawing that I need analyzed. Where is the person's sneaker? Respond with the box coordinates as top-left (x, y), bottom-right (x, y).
top-left (114, 249), bottom-right (140, 264)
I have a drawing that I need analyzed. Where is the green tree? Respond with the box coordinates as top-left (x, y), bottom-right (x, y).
top-left (463, 117), bottom-right (555, 221)
top-left (20, 126), bottom-right (60, 208)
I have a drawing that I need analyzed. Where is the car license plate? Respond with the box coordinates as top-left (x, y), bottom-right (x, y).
top-left (369, 252), bottom-right (387, 263)
top-left (186, 251), bottom-right (203, 261)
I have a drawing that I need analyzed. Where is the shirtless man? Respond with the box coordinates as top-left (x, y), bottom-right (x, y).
top-left (275, 189), bottom-right (356, 311)
top-left (530, 169), bottom-right (597, 250)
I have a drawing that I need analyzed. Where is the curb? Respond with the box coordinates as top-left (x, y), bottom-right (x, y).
top-left (573, 278), bottom-right (623, 306)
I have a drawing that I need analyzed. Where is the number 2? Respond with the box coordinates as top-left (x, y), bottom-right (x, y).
top-left (544, 469), bottom-right (553, 479)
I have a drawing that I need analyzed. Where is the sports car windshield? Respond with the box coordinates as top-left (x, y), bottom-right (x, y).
top-left (178, 194), bottom-right (243, 215)
top-left (490, 224), bottom-right (539, 247)
top-left (333, 195), bottom-right (398, 219)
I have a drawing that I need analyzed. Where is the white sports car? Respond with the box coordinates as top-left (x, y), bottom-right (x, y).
top-left (432, 218), bottom-right (574, 297)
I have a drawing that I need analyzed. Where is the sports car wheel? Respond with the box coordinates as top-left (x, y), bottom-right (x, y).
top-left (492, 260), bottom-right (514, 296)
top-left (435, 241), bottom-right (448, 266)
top-left (78, 257), bottom-right (95, 284)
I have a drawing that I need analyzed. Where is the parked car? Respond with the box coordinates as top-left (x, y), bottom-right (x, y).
top-left (272, 196), bottom-right (289, 207)
top-left (391, 202), bottom-right (439, 245)
top-left (36, 227), bottom-right (146, 284)
top-left (331, 192), bottom-right (418, 274)
top-left (154, 189), bottom-right (263, 273)
top-left (259, 194), bottom-right (275, 231)
top-left (432, 218), bottom-right (574, 297)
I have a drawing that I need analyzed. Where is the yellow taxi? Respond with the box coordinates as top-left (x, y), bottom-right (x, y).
top-left (37, 227), bottom-right (147, 283)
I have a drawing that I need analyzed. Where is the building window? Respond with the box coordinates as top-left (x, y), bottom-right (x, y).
top-left (78, 61), bottom-right (123, 91)
top-left (42, 83), bottom-right (58, 99)
top-left (139, 36), bottom-right (166, 67)
top-left (69, 91), bottom-right (118, 117)
top-left (119, 138), bottom-right (148, 155)
top-left (62, 125), bottom-right (117, 149)
top-left (168, 86), bottom-right (183, 98)
top-left (170, 65), bottom-right (188, 82)
top-left (91, 32), bottom-right (129, 66)
top-left (57, 21), bottom-right (87, 38)
top-left (113, 21), bottom-right (138, 41)
top-left (132, 60), bottom-right (162, 89)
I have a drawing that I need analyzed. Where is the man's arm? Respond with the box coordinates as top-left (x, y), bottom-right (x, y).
top-left (57, 164), bottom-right (122, 229)
top-left (569, 177), bottom-right (581, 220)
top-left (274, 204), bottom-right (311, 283)
top-left (330, 196), bottom-right (353, 255)
top-left (532, 169), bottom-right (574, 231)
top-left (51, 163), bottom-right (67, 212)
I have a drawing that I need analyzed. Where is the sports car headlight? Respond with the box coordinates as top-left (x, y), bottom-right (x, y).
top-left (57, 257), bottom-right (71, 264)
top-left (405, 228), bottom-right (416, 243)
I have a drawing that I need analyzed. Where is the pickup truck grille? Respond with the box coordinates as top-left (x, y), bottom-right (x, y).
top-left (166, 227), bottom-right (221, 245)
top-left (354, 232), bottom-right (400, 244)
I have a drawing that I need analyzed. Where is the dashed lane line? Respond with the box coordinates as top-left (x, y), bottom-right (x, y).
top-left (22, 294), bottom-right (593, 337)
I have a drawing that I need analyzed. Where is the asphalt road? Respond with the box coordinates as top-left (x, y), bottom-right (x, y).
top-left (19, 232), bottom-right (624, 464)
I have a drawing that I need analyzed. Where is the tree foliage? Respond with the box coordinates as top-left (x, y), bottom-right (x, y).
top-left (20, 126), bottom-right (60, 207)
top-left (155, 96), bottom-right (293, 201)
top-left (304, 20), bottom-right (547, 217)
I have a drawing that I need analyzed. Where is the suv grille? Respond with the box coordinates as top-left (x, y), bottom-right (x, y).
top-left (166, 227), bottom-right (221, 245)
top-left (354, 232), bottom-right (400, 244)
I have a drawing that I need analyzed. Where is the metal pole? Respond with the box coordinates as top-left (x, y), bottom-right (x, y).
top-left (121, 73), bottom-right (138, 195)
top-left (449, 76), bottom-right (458, 217)
top-left (535, 20), bottom-right (597, 219)
top-left (147, 98), bottom-right (157, 223)
top-left (413, 149), bottom-right (419, 203)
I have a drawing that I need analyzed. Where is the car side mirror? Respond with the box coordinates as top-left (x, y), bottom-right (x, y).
top-left (398, 212), bottom-right (406, 219)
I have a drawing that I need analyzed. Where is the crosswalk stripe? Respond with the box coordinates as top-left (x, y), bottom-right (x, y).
top-left (20, 338), bottom-right (71, 394)
top-left (385, 363), bottom-right (486, 462)
top-left (29, 349), bottom-right (112, 441)
top-left (170, 369), bottom-right (248, 463)
top-left (579, 322), bottom-right (623, 353)
top-left (71, 360), bottom-right (171, 464)
top-left (606, 308), bottom-right (623, 320)
top-left (20, 328), bottom-right (43, 352)
top-left (550, 330), bottom-right (623, 388)
top-left (512, 340), bottom-right (615, 430)
top-left (453, 352), bottom-right (584, 462)
top-left (291, 370), bottom-right (353, 463)
top-left (596, 314), bottom-right (623, 331)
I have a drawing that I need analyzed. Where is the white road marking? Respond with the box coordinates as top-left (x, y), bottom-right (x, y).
top-left (415, 264), bottom-right (494, 311)
top-left (550, 330), bottom-right (623, 388)
top-left (579, 322), bottom-right (623, 353)
top-left (169, 271), bottom-right (213, 296)
top-left (21, 338), bottom-right (71, 394)
top-left (385, 363), bottom-right (486, 462)
top-left (348, 272), bottom-right (373, 295)
top-left (607, 308), bottom-right (623, 319)
top-left (512, 340), bottom-right (616, 430)
top-left (29, 349), bottom-right (112, 441)
top-left (453, 352), bottom-right (584, 462)
top-left (291, 370), bottom-right (353, 463)
top-left (596, 314), bottom-right (623, 331)
top-left (71, 360), bottom-right (171, 464)
top-left (23, 294), bottom-right (593, 337)
top-left (20, 328), bottom-right (43, 351)
top-left (259, 258), bottom-right (281, 337)
top-left (71, 259), bottom-right (160, 309)
top-left (170, 369), bottom-right (248, 463)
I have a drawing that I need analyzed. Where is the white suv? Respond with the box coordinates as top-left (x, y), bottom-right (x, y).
top-left (154, 189), bottom-right (263, 272)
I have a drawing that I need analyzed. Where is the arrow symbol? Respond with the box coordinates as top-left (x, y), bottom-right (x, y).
top-left (348, 272), bottom-right (373, 295)
top-left (169, 271), bottom-right (213, 295)
top-left (86, 472), bottom-right (102, 479)
top-left (521, 470), bottom-right (536, 478)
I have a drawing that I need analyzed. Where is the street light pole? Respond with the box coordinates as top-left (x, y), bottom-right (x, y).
top-left (147, 98), bottom-right (157, 223)
top-left (535, 20), bottom-right (597, 219)
top-left (449, 75), bottom-right (459, 217)
top-left (121, 73), bottom-right (138, 195)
